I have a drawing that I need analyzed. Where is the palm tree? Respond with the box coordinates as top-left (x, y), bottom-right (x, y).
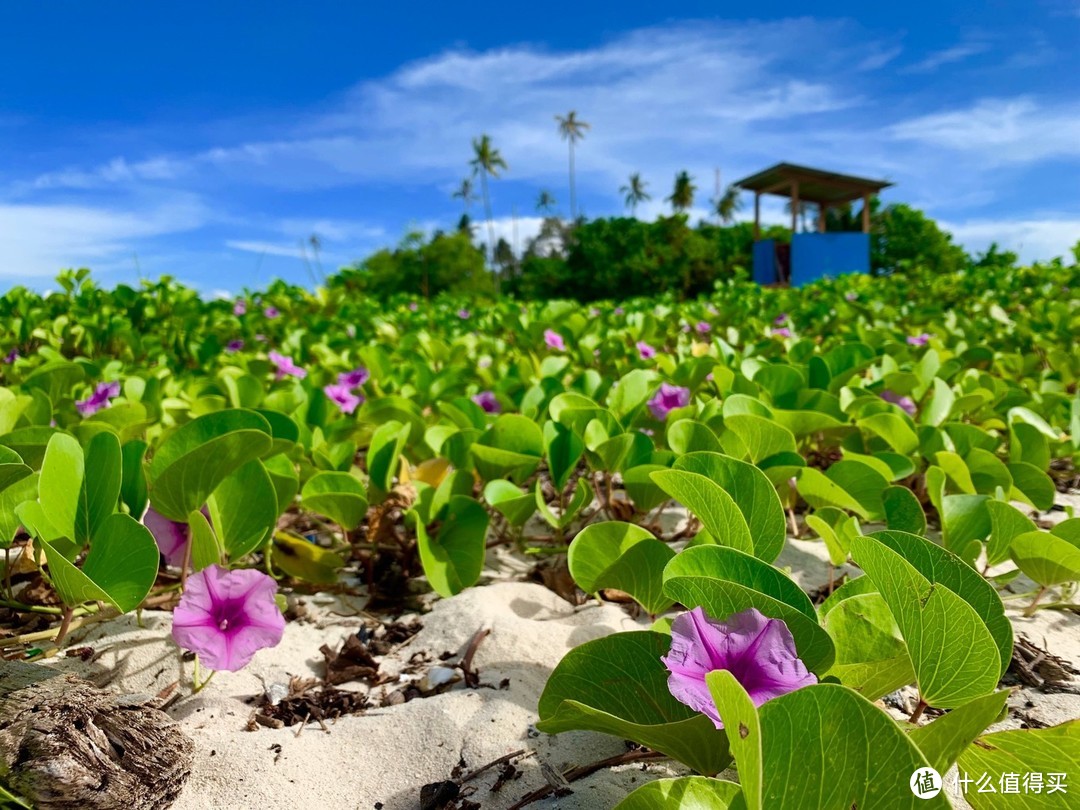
top-left (667, 171), bottom-right (696, 214)
top-left (452, 177), bottom-right (477, 212)
top-left (712, 185), bottom-right (743, 225)
top-left (555, 111), bottom-right (589, 220)
top-left (469, 134), bottom-right (508, 289)
top-left (784, 199), bottom-right (813, 232)
top-left (620, 173), bottom-right (650, 216)
top-left (536, 189), bottom-right (557, 215)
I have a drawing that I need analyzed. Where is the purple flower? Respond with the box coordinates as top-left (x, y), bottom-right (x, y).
top-left (472, 390), bottom-right (500, 414)
top-left (171, 565), bottom-right (285, 672)
top-left (845, 292), bottom-right (858, 302)
top-left (255, 333), bottom-right (267, 342)
top-left (696, 321), bottom-right (711, 334)
top-left (589, 307), bottom-right (601, 317)
top-left (324, 383), bottom-right (362, 414)
top-left (233, 300), bottom-right (246, 316)
top-left (409, 302), bottom-right (418, 312)
top-left (337, 367), bottom-right (369, 389)
top-left (268, 351), bottom-right (306, 380)
top-left (544, 329), bottom-right (566, 351)
top-left (661, 606), bottom-right (816, 729)
top-left (225, 340), bottom-right (244, 353)
top-left (458, 308), bottom-right (470, 320)
top-left (772, 327), bottom-right (792, 338)
top-left (3, 349), bottom-right (18, 364)
top-left (774, 313), bottom-right (788, 326)
top-left (614, 307), bottom-right (624, 316)
top-left (76, 381), bottom-right (121, 417)
top-left (681, 324), bottom-right (691, 333)
top-left (144, 507), bottom-right (190, 568)
top-left (647, 383), bottom-right (691, 420)
top-left (264, 306), bottom-right (280, 319)
top-left (636, 341), bottom-right (656, 360)
top-left (880, 390), bottom-right (917, 416)
top-left (906, 333), bottom-right (931, 347)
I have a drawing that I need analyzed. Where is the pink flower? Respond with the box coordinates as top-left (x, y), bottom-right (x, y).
top-left (268, 351), bottom-right (306, 380)
top-left (544, 329), bottom-right (566, 351)
top-left (845, 292), bottom-right (858, 302)
top-left (907, 333), bottom-right (931, 347)
top-left (233, 300), bottom-right (247, 316)
top-left (880, 390), bottom-right (917, 416)
top-left (661, 607), bottom-right (816, 729)
top-left (696, 321), bottom-right (711, 334)
top-left (171, 565), bottom-right (285, 672)
top-left (337, 367), bottom-right (369, 389)
top-left (76, 381), bottom-right (121, 417)
top-left (614, 307), bottom-right (624, 316)
top-left (255, 334), bottom-right (268, 342)
top-left (648, 383), bottom-right (691, 420)
top-left (4, 349), bottom-right (20, 364)
top-left (409, 302), bottom-right (419, 312)
top-left (636, 341), bottom-right (657, 360)
top-left (681, 324), bottom-right (691, 333)
top-left (144, 507), bottom-right (189, 567)
top-left (324, 383), bottom-right (362, 414)
top-left (264, 306), bottom-right (280, 319)
top-left (472, 391), bottom-right (500, 413)
top-left (225, 340), bottom-right (244, 353)
top-left (589, 307), bottom-right (601, 317)
top-left (772, 327), bottom-right (792, 338)
top-left (458, 309), bottom-right (470, 320)
top-left (774, 313), bottom-right (788, 325)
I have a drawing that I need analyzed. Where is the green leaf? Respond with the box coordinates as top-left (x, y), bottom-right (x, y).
top-left (849, 535), bottom-right (1001, 707)
top-left (909, 690), bottom-right (1009, 773)
top-left (940, 494), bottom-right (991, 552)
top-left (120, 440), bottom-right (148, 519)
top-left (39, 513), bottom-right (158, 612)
top-left (614, 777), bottom-right (741, 810)
top-left (187, 508), bottom-right (222, 571)
top-left (535, 477), bottom-right (591, 530)
top-left (651, 469), bottom-right (753, 554)
top-left (300, 471), bottom-right (368, 531)
top-left (39, 433), bottom-right (84, 543)
top-left (707, 670), bottom-right (763, 808)
top-left (673, 452), bottom-right (786, 563)
top-left (482, 479), bottom-right (535, 527)
top-left (207, 460), bottom-right (280, 557)
top-left (623, 464), bottom-right (670, 513)
top-left (986, 500), bottom-right (1037, 567)
top-left (796, 467), bottom-right (869, 519)
top-left (414, 495), bottom-right (489, 597)
top-left (1009, 530), bottom-right (1080, 586)
top-left (822, 592), bottom-right (915, 700)
top-left (723, 413), bottom-right (797, 464)
top-left (0, 474), bottom-right (38, 547)
top-left (471, 414), bottom-right (544, 483)
top-left (567, 522), bottom-right (674, 613)
top-left (858, 412), bottom-right (920, 455)
top-left (921, 377), bottom-right (955, 427)
top-left (366, 420), bottom-right (410, 497)
top-left (825, 459), bottom-right (889, 520)
top-left (1008, 462), bottom-right (1056, 511)
top-left (607, 369), bottom-right (659, 422)
top-left (956, 722), bottom-right (1080, 809)
top-left (76, 431), bottom-right (122, 544)
top-left (148, 410), bottom-right (273, 521)
top-left (667, 420), bottom-right (723, 455)
top-left (536, 631), bottom-right (731, 775)
top-left (543, 420), bottom-right (584, 490)
top-left (883, 485), bottom-right (927, 535)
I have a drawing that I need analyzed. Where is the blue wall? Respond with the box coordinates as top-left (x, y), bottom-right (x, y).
top-left (753, 238), bottom-right (777, 284)
top-left (790, 232), bottom-right (869, 286)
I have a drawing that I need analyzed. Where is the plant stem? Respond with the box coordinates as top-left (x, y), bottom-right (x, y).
top-left (53, 606), bottom-right (75, 647)
top-left (1024, 586), bottom-right (1048, 617)
top-left (909, 698), bottom-right (927, 725)
top-left (191, 655), bottom-right (217, 693)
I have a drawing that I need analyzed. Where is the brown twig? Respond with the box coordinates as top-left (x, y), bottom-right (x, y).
top-left (457, 748), bottom-right (531, 785)
top-left (507, 750), bottom-right (666, 809)
top-left (459, 627), bottom-right (491, 688)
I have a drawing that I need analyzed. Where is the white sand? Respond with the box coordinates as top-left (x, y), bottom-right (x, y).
top-left (38, 498), bottom-right (1080, 810)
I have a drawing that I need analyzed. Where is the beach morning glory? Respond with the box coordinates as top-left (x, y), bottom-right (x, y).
top-left (881, 390), bottom-right (917, 416)
top-left (76, 381), bottom-right (121, 417)
top-left (264, 306), bottom-right (280, 319)
top-left (458, 309), bottom-right (470, 320)
top-left (772, 327), bottom-right (792, 338)
top-left (647, 383), bottom-right (691, 420)
top-left (233, 300), bottom-right (246, 316)
top-left (324, 383), bottom-right (362, 414)
top-left (3, 349), bottom-right (18, 364)
top-left (472, 390), bottom-right (500, 414)
top-left (636, 341), bottom-right (656, 360)
top-left (845, 292), bottom-right (858, 302)
top-left (268, 351), bottom-right (306, 380)
top-left (171, 565), bottom-right (286, 672)
top-left (661, 606), bottom-right (816, 729)
top-left (144, 507), bottom-right (190, 568)
top-left (337, 367), bottom-right (369, 388)
top-left (544, 329), bottom-right (566, 351)
top-left (225, 340), bottom-right (244, 353)
top-left (774, 313), bottom-right (788, 325)
top-left (696, 321), bottom-right (711, 334)
top-left (907, 332), bottom-right (931, 347)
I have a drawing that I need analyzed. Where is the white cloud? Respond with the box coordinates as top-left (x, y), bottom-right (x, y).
top-left (888, 98), bottom-right (1080, 164)
top-left (940, 216), bottom-right (1080, 263)
top-left (0, 198), bottom-right (207, 278)
top-left (901, 41), bottom-right (989, 73)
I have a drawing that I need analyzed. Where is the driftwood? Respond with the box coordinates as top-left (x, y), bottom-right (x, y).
top-left (0, 659), bottom-right (193, 809)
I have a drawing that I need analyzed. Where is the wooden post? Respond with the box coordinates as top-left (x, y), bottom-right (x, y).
top-left (753, 192), bottom-right (760, 241)
top-left (862, 192), bottom-right (871, 233)
top-left (818, 203), bottom-right (827, 233)
top-left (790, 182), bottom-right (799, 234)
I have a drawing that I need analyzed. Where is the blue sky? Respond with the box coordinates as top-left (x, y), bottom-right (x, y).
top-left (2, 1), bottom-right (1079, 293)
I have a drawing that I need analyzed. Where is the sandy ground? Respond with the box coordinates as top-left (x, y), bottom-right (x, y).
top-left (37, 495), bottom-right (1080, 810)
